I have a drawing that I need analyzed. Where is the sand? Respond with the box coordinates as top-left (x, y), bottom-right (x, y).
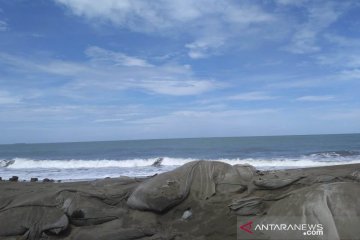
top-left (0, 161), bottom-right (359, 240)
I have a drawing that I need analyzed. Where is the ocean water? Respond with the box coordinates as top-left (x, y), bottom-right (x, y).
top-left (0, 134), bottom-right (360, 181)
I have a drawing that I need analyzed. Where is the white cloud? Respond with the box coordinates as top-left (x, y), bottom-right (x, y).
top-left (0, 103), bottom-right (145, 124)
top-left (185, 36), bottom-right (225, 59)
top-left (55, 0), bottom-right (273, 32)
top-left (55, 0), bottom-right (275, 58)
top-left (54, 0), bottom-right (357, 58)
top-left (275, 0), bottom-right (308, 6)
top-left (94, 118), bottom-right (124, 123)
top-left (316, 52), bottom-right (360, 69)
top-left (296, 95), bottom-right (335, 102)
top-left (123, 107), bottom-right (282, 139)
top-left (0, 47), bottom-right (219, 96)
top-left (340, 69), bottom-right (360, 80)
top-left (314, 50), bottom-right (360, 81)
top-left (284, 2), bottom-right (350, 54)
top-left (0, 20), bottom-right (7, 31)
top-left (266, 73), bottom-right (338, 89)
top-left (130, 108), bottom-right (279, 127)
top-left (324, 34), bottom-right (360, 48)
top-left (228, 92), bottom-right (277, 101)
top-left (56, 0), bottom-right (200, 32)
top-left (0, 91), bottom-right (22, 105)
top-left (85, 46), bottom-right (152, 67)
top-left (171, 108), bottom-right (278, 118)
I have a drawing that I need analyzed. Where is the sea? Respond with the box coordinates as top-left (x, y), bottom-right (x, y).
top-left (0, 134), bottom-right (360, 181)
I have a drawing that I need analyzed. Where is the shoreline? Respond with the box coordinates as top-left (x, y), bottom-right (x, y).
top-left (1, 161), bottom-right (360, 239)
top-left (2, 159), bottom-right (360, 183)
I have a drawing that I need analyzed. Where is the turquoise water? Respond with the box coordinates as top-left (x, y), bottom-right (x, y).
top-left (0, 134), bottom-right (359, 180)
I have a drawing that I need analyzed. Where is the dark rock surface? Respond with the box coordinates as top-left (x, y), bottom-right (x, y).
top-left (43, 178), bottom-right (54, 183)
top-left (30, 178), bottom-right (38, 182)
top-left (9, 176), bottom-right (18, 182)
top-left (0, 161), bottom-right (359, 240)
top-left (151, 157), bottom-right (163, 167)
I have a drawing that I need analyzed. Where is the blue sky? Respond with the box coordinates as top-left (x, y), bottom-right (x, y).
top-left (0, 0), bottom-right (359, 143)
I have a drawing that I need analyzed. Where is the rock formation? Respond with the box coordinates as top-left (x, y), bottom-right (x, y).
top-left (0, 161), bottom-right (359, 240)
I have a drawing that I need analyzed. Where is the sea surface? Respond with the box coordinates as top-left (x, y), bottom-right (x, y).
top-left (1, 134), bottom-right (360, 181)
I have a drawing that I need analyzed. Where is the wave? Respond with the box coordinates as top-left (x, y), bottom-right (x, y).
top-left (307, 150), bottom-right (360, 158)
top-left (2, 155), bottom-right (360, 169)
top-left (1, 157), bottom-right (196, 169)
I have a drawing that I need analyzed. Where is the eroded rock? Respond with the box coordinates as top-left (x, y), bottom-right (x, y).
top-left (253, 176), bottom-right (304, 190)
top-left (0, 206), bottom-right (68, 240)
top-left (259, 182), bottom-right (360, 240)
top-left (228, 196), bottom-right (265, 216)
top-left (127, 161), bottom-right (248, 212)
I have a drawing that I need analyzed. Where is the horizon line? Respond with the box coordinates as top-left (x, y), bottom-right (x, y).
top-left (1, 132), bottom-right (359, 146)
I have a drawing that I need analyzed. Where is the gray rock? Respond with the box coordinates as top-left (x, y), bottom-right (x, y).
top-left (43, 178), bottom-right (54, 182)
top-left (260, 182), bottom-right (360, 240)
top-left (152, 157), bottom-right (163, 167)
top-left (253, 176), bottom-right (303, 190)
top-left (234, 164), bottom-right (256, 182)
top-left (314, 175), bottom-right (336, 183)
top-left (182, 209), bottom-right (192, 220)
top-left (69, 221), bottom-right (155, 240)
top-left (127, 161), bottom-right (246, 212)
top-left (228, 196), bottom-right (264, 216)
top-left (9, 176), bottom-right (18, 182)
top-left (30, 178), bottom-right (38, 182)
top-left (0, 161), bottom-right (359, 240)
top-left (0, 206), bottom-right (68, 239)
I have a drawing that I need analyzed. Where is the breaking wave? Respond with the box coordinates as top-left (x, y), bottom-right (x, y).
top-left (1, 154), bottom-right (360, 170)
top-left (307, 150), bottom-right (360, 158)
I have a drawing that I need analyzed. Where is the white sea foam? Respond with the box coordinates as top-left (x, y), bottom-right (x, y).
top-left (2, 157), bottom-right (194, 169)
top-left (2, 156), bottom-right (360, 170)
top-left (1, 156), bottom-right (360, 181)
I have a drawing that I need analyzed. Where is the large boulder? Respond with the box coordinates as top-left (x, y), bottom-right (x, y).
top-left (0, 178), bottom-right (136, 239)
top-left (0, 206), bottom-right (68, 240)
top-left (256, 182), bottom-right (360, 240)
top-left (127, 161), bottom-right (248, 212)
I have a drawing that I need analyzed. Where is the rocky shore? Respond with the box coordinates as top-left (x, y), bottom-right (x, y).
top-left (0, 161), bottom-right (359, 240)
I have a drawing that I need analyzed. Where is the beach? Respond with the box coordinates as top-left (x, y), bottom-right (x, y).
top-left (1, 134), bottom-right (360, 181)
top-left (2, 0), bottom-right (360, 239)
top-left (1, 161), bottom-right (359, 240)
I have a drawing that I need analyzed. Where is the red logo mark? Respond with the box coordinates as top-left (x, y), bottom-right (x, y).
top-left (240, 221), bottom-right (253, 234)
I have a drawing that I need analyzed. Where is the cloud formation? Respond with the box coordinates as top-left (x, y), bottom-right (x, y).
top-left (55, 0), bottom-right (275, 58)
top-left (85, 46), bottom-right (152, 67)
top-left (296, 95), bottom-right (335, 102)
top-left (0, 0), bottom-right (359, 142)
top-left (54, 0), bottom-right (357, 57)
top-left (284, 1), bottom-right (350, 54)
top-left (0, 20), bottom-right (7, 31)
top-left (228, 92), bottom-right (277, 101)
top-left (0, 47), bottom-right (218, 96)
top-left (0, 91), bottom-right (21, 105)
top-left (55, 0), bottom-right (273, 32)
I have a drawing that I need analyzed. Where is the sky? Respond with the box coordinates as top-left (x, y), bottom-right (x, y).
top-left (0, 0), bottom-right (359, 143)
